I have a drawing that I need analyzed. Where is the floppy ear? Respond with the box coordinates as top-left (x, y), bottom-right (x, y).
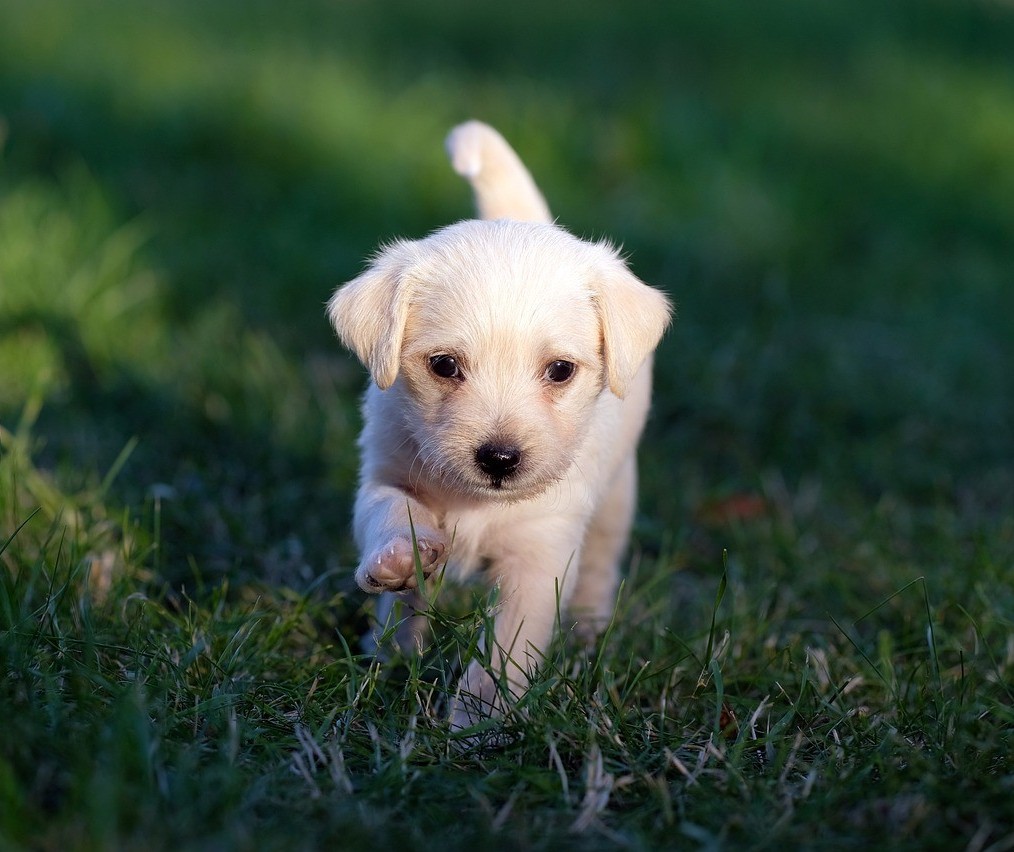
top-left (591, 247), bottom-right (673, 398)
top-left (327, 240), bottom-right (417, 389)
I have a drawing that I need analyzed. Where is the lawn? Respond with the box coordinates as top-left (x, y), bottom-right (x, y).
top-left (1, 0), bottom-right (1012, 849)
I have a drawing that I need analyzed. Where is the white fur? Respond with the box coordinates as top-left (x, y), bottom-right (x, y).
top-left (327, 121), bottom-right (671, 729)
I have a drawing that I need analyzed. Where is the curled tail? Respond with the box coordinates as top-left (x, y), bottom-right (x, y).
top-left (445, 121), bottom-right (552, 223)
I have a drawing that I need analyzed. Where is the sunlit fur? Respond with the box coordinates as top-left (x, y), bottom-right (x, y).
top-left (327, 121), bottom-right (671, 730)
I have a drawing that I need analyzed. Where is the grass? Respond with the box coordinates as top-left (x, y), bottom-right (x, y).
top-left (1, 0), bottom-right (1012, 848)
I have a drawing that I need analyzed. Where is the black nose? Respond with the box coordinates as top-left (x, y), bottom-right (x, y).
top-left (475, 443), bottom-right (522, 481)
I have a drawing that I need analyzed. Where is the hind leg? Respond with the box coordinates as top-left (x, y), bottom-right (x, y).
top-left (569, 456), bottom-right (636, 643)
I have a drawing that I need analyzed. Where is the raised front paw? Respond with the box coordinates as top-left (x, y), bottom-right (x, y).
top-left (355, 529), bottom-right (446, 593)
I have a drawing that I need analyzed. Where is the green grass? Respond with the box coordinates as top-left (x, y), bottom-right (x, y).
top-left (1, 0), bottom-right (1012, 848)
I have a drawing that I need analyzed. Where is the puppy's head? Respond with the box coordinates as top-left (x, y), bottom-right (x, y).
top-left (328, 220), bottom-right (671, 501)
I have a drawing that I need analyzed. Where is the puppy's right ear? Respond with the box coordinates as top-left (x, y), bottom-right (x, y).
top-left (327, 241), bottom-right (417, 389)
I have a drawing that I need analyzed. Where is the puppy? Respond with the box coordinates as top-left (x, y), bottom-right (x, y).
top-left (327, 121), bottom-right (671, 729)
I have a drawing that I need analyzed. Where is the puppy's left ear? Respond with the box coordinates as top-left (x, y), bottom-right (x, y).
top-left (327, 240), bottom-right (418, 389)
top-left (592, 248), bottom-right (673, 398)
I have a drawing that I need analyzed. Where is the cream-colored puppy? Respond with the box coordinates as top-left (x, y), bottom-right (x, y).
top-left (327, 121), bottom-right (671, 728)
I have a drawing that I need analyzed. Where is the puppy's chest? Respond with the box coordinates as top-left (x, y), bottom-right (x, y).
top-left (435, 509), bottom-right (499, 580)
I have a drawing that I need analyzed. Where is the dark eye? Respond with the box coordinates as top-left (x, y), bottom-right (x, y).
top-left (429, 354), bottom-right (462, 380)
top-left (545, 360), bottom-right (576, 383)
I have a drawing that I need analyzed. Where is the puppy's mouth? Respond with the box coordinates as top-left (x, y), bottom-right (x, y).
top-left (418, 436), bottom-right (563, 502)
top-left (476, 474), bottom-right (544, 501)
top-left (465, 439), bottom-right (559, 500)
top-left (440, 458), bottom-right (557, 503)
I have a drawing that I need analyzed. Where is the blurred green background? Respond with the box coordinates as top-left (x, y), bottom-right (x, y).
top-left (1, 1), bottom-right (1013, 847)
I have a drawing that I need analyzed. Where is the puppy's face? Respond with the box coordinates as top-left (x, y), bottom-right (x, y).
top-left (329, 220), bottom-right (671, 502)
top-left (397, 250), bottom-right (604, 501)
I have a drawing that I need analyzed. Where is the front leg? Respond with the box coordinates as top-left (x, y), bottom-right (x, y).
top-left (364, 588), bottom-right (429, 657)
top-left (450, 521), bottom-right (584, 730)
top-left (353, 482), bottom-right (446, 593)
